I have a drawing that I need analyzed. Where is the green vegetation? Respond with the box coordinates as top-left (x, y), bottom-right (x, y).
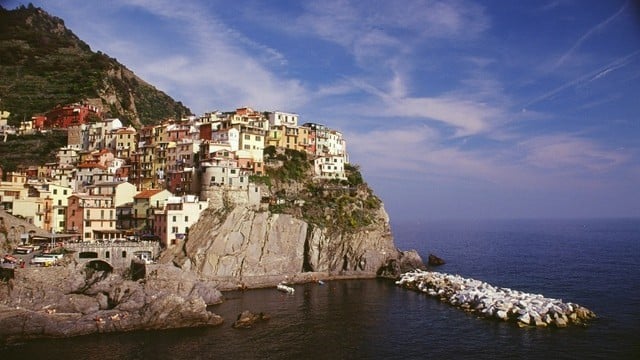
top-left (299, 183), bottom-right (382, 234)
top-left (344, 163), bottom-right (364, 186)
top-left (249, 174), bottom-right (272, 187)
top-left (260, 150), bottom-right (381, 234)
top-left (265, 147), bottom-right (311, 182)
top-left (0, 4), bottom-right (190, 126)
top-left (0, 130), bottom-right (67, 175)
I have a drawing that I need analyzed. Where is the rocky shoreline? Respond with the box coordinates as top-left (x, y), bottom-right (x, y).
top-left (0, 264), bottom-right (225, 344)
top-left (0, 254), bottom-right (420, 344)
top-left (396, 270), bottom-right (596, 328)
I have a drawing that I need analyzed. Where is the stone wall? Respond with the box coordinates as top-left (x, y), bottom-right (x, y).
top-left (65, 241), bottom-right (160, 269)
top-left (201, 184), bottom-right (262, 210)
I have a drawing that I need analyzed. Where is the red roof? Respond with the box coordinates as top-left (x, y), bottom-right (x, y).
top-left (134, 189), bottom-right (164, 199)
top-left (77, 162), bottom-right (107, 170)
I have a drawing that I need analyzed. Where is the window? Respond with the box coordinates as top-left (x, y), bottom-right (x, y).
top-left (101, 210), bottom-right (105, 219)
top-left (105, 251), bottom-right (110, 258)
top-left (244, 134), bottom-right (250, 140)
top-left (255, 135), bottom-right (261, 141)
top-left (185, 216), bottom-right (189, 222)
top-left (85, 232), bottom-right (91, 239)
top-left (85, 220), bottom-right (90, 227)
top-left (58, 200), bottom-right (62, 206)
top-left (63, 190), bottom-right (68, 195)
top-left (172, 226), bottom-right (178, 233)
top-left (122, 251), bottom-right (127, 258)
top-left (53, 189), bottom-right (58, 195)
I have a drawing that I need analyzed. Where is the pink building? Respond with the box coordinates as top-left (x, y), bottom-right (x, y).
top-left (66, 194), bottom-right (117, 242)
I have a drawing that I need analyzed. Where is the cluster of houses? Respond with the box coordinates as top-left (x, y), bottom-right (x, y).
top-left (0, 105), bottom-right (349, 248)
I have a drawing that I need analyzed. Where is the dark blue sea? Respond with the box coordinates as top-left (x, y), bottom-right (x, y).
top-left (4, 218), bottom-right (639, 359)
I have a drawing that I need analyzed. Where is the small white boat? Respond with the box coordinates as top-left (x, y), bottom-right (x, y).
top-left (277, 283), bottom-right (295, 294)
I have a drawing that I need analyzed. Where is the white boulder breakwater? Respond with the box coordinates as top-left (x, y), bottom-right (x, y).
top-left (396, 270), bottom-right (596, 328)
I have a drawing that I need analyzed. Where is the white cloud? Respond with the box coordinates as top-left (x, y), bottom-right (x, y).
top-left (520, 134), bottom-right (630, 173)
top-left (347, 123), bottom-right (634, 197)
top-left (80, 0), bottom-right (311, 114)
top-left (295, 0), bottom-right (488, 66)
top-left (345, 76), bottom-right (502, 137)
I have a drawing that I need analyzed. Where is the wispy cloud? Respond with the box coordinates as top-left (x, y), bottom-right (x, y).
top-left (256, 0), bottom-right (489, 68)
top-left (348, 125), bottom-right (536, 189)
top-left (552, 1), bottom-right (629, 70)
top-left (349, 124), bottom-right (633, 196)
top-left (521, 134), bottom-right (630, 173)
top-left (345, 74), bottom-right (503, 137)
top-left (523, 49), bottom-right (640, 109)
top-left (86, 0), bottom-right (309, 113)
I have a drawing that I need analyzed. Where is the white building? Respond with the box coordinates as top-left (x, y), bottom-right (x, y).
top-left (200, 159), bottom-right (249, 189)
top-left (314, 155), bottom-right (347, 180)
top-left (268, 111), bottom-right (299, 127)
top-left (56, 147), bottom-right (80, 166)
top-left (86, 181), bottom-right (137, 207)
top-left (210, 128), bottom-right (240, 151)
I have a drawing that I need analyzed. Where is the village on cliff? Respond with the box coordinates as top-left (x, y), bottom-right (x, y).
top-left (0, 103), bottom-right (349, 261)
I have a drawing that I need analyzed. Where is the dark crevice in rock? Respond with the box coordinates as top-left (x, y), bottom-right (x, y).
top-left (302, 224), bottom-right (313, 272)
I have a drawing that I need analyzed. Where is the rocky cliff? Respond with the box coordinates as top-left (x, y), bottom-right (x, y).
top-left (161, 150), bottom-right (424, 289)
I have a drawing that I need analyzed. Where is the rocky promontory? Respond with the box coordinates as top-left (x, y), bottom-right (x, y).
top-left (158, 150), bottom-right (424, 289)
top-left (161, 202), bottom-right (421, 290)
top-left (0, 150), bottom-right (424, 343)
top-left (0, 262), bottom-right (223, 343)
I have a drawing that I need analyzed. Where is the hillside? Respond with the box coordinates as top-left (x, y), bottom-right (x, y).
top-left (0, 130), bottom-right (67, 173)
top-left (0, 4), bottom-right (191, 127)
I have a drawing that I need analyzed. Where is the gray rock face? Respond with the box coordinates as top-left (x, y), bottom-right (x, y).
top-left (164, 204), bottom-right (422, 287)
top-left (0, 263), bottom-right (223, 343)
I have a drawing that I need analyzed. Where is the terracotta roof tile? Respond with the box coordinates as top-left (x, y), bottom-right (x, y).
top-left (134, 189), bottom-right (164, 199)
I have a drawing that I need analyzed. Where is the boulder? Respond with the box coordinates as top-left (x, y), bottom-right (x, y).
top-left (232, 310), bottom-right (270, 329)
top-left (428, 254), bottom-right (446, 266)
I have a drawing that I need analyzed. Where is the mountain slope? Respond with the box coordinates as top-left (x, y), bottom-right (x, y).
top-left (0, 4), bottom-right (191, 127)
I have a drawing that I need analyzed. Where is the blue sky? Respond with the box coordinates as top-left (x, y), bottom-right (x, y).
top-left (7, 0), bottom-right (640, 220)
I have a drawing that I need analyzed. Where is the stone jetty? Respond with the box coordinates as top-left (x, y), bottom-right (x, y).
top-left (396, 270), bottom-right (596, 328)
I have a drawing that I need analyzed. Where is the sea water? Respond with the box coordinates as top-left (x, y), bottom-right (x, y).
top-left (3, 218), bottom-right (639, 359)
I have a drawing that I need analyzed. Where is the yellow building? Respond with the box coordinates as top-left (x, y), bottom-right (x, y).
top-left (0, 172), bottom-right (29, 212)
